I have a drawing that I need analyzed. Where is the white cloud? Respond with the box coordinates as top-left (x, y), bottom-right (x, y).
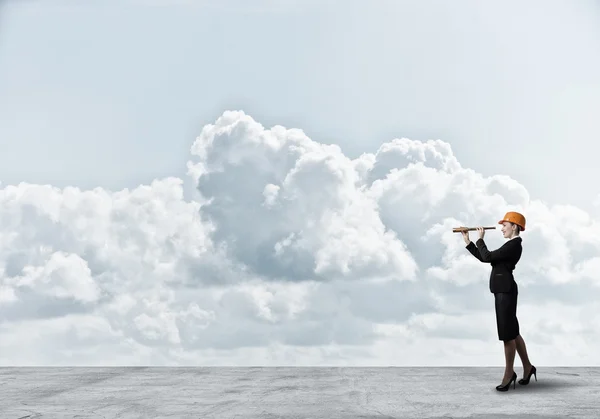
top-left (1, 110), bottom-right (599, 366)
top-left (9, 251), bottom-right (100, 303)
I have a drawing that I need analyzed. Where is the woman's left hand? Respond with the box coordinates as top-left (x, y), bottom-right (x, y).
top-left (476, 226), bottom-right (485, 239)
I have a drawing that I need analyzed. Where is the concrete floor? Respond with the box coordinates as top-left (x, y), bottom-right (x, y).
top-left (0, 367), bottom-right (598, 418)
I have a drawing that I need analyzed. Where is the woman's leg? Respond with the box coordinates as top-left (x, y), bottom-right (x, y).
top-left (515, 334), bottom-right (533, 374)
top-left (502, 339), bottom-right (517, 383)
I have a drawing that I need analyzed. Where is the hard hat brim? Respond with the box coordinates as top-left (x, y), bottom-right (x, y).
top-left (498, 219), bottom-right (525, 231)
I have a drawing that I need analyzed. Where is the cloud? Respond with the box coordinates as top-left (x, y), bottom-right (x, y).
top-left (188, 111), bottom-right (419, 284)
top-left (1, 110), bottom-right (599, 366)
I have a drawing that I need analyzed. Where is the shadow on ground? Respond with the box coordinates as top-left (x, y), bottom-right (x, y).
top-left (507, 377), bottom-right (584, 393)
top-left (444, 416), bottom-right (569, 419)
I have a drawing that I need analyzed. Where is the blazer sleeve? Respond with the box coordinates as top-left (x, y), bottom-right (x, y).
top-left (475, 238), bottom-right (517, 263)
top-left (465, 241), bottom-right (486, 263)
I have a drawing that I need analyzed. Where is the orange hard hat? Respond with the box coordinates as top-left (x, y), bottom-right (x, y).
top-left (498, 211), bottom-right (526, 231)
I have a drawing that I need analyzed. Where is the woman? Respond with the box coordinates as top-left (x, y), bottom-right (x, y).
top-left (461, 211), bottom-right (537, 391)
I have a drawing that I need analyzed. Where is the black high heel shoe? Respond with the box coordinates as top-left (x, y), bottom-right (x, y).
top-left (496, 372), bottom-right (517, 392)
top-left (518, 365), bottom-right (537, 385)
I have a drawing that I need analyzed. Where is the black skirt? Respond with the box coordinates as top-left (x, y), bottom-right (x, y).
top-left (494, 287), bottom-right (520, 341)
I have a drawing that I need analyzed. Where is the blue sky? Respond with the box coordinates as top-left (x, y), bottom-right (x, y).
top-left (1, 0), bottom-right (600, 366)
top-left (2, 0), bottom-right (599, 207)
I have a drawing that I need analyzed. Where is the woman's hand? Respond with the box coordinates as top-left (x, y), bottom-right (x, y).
top-left (461, 230), bottom-right (470, 245)
top-left (477, 226), bottom-right (485, 239)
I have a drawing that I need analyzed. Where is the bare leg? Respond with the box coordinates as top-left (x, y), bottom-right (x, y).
top-left (515, 334), bottom-right (533, 375)
top-left (502, 339), bottom-right (517, 383)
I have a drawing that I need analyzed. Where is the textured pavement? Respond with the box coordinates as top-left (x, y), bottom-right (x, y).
top-left (0, 367), bottom-right (598, 418)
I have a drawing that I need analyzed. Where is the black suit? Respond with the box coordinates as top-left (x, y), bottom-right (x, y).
top-left (466, 236), bottom-right (523, 341)
top-left (466, 237), bottom-right (522, 293)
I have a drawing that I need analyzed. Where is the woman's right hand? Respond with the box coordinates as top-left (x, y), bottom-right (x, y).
top-left (461, 230), bottom-right (470, 245)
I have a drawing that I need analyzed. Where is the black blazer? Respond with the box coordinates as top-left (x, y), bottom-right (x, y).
top-left (466, 237), bottom-right (522, 293)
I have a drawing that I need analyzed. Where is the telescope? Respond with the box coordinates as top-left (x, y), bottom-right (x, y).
top-left (452, 226), bottom-right (496, 233)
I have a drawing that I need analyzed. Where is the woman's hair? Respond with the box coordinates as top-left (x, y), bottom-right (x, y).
top-left (510, 222), bottom-right (521, 233)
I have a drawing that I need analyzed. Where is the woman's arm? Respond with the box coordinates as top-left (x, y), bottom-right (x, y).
top-left (466, 241), bottom-right (486, 263)
top-left (475, 238), bottom-right (518, 263)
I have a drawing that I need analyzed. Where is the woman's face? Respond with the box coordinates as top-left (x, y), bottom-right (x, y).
top-left (501, 222), bottom-right (515, 237)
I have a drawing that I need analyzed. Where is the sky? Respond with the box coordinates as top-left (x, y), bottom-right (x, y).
top-left (0, 0), bottom-right (599, 366)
